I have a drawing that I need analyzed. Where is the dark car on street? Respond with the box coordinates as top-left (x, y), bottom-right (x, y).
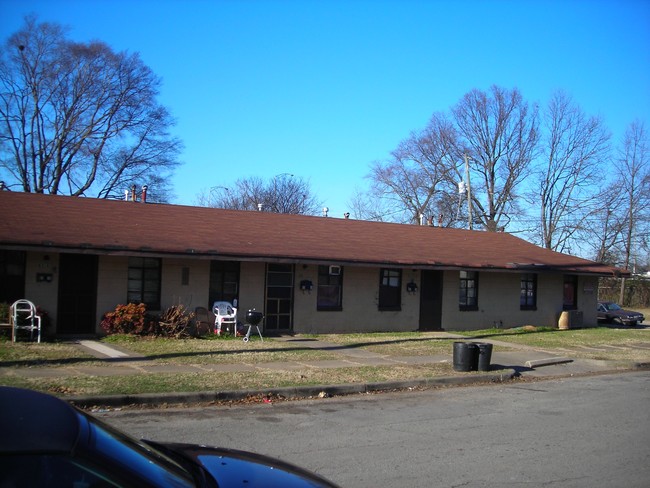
top-left (0, 386), bottom-right (339, 487)
top-left (597, 301), bottom-right (645, 326)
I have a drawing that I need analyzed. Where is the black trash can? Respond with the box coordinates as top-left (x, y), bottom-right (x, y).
top-left (453, 342), bottom-right (479, 372)
top-left (475, 342), bottom-right (493, 372)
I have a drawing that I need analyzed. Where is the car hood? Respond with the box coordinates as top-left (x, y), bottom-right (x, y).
top-left (149, 441), bottom-right (340, 488)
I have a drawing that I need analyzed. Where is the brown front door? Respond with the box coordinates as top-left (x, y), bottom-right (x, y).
top-left (419, 270), bottom-right (443, 331)
top-left (57, 253), bottom-right (98, 335)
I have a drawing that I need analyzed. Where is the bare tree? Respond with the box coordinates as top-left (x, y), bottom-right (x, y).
top-left (616, 121), bottom-right (650, 301)
top-left (348, 187), bottom-right (388, 222)
top-left (0, 17), bottom-right (181, 201)
top-left (362, 113), bottom-right (461, 225)
top-left (585, 121), bottom-right (650, 301)
top-left (203, 176), bottom-right (266, 211)
top-left (452, 86), bottom-right (539, 231)
top-left (589, 193), bottom-right (627, 265)
top-left (198, 174), bottom-right (321, 215)
top-left (533, 91), bottom-right (610, 251)
top-left (265, 173), bottom-right (320, 214)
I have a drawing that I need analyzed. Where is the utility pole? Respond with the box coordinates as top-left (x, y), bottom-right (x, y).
top-left (464, 154), bottom-right (472, 230)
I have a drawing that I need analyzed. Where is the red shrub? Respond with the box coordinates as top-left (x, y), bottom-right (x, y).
top-left (101, 303), bottom-right (151, 335)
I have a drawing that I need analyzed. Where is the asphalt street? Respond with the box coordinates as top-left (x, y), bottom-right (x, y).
top-left (99, 371), bottom-right (650, 488)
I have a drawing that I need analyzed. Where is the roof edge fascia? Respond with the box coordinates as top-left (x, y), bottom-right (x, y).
top-left (0, 242), bottom-right (628, 277)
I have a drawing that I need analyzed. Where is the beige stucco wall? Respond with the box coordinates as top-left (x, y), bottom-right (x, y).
top-left (441, 271), bottom-right (600, 331)
top-left (97, 257), bottom-right (213, 333)
top-left (22, 252), bottom-right (127, 335)
top-left (160, 258), bottom-right (211, 311)
top-left (96, 256), bottom-right (128, 332)
top-left (18, 251), bottom-right (601, 335)
top-left (292, 266), bottom-right (420, 333)
top-left (577, 275), bottom-right (599, 326)
top-left (23, 252), bottom-right (59, 334)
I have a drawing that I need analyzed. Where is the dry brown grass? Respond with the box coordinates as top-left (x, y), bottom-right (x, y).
top-left (2, 325), bottom-right (648, 398)
top-left (0, 363), bottom-right (455, 397)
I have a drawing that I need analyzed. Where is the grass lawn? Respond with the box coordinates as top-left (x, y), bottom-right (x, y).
top-left (455, 325), bottom-right (650, 361)
top-left (1, 325), bottom-right (648, 398)
top-left (0, 338), bottom-right (98, 365)
top-left (102, 334), bottom-right (341, 363)
top-left (0, 334), bottom-right (340, 367)
top-left (0, 363), bottom-right (454, 398)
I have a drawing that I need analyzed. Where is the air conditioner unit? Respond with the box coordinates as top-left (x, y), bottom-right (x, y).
top-left (569, 310), bottom-right (584, 328)
top-left (329, 265), bottom-right (341, 276)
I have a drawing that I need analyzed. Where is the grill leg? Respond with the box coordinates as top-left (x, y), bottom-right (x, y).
top-left (243, 324), bottom-right (263, 342)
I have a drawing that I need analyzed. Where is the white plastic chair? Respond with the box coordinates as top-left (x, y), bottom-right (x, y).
top-left (212, 301), bottom-right (237, 335)
top-left (11, 299), bottom-right (41, 343)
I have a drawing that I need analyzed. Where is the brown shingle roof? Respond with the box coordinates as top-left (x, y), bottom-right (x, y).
top-left (0, 192), bottom-right (624, 276)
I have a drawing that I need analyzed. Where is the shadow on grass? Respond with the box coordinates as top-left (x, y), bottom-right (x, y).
top-left (1, 335), bottom-right (465, 368)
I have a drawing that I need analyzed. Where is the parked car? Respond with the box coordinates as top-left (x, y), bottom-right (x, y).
top-left (597, 301), bottom-right (645, 326)
top-left (0, 386), bottom-right (339, 487)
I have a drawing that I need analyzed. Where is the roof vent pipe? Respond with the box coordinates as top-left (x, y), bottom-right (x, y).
top-left (141, 185), bottom-right (148, 203)
top-left (344, 212), bottom-right (350, 219)
top-left (419, 214), bottom-right (425, 226)
top-left (131, 185), bottom-right (137, 202)
top-left (124, 190), bottom-right (129, 201)
top-left (322, 207), bottom-right (329, 217)
top-left (257, 203), bottom-right (263, 211)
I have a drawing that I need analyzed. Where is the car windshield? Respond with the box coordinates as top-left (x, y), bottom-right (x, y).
top-left (605, 303), bottom-right (622, 311)
top-left (82, 409), bottom-right (195, 487)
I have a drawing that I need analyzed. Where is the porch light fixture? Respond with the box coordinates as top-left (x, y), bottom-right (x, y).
top-left (406, 280), bottom-right (418, 294)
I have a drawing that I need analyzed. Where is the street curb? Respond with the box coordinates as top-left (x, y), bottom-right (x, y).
top-left (67, 369), bottom-right (518, 408)
top-left (525, 357), bottom-right (573, 368)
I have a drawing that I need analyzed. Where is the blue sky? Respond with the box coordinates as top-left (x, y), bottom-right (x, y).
top-left (1, 0), bottom-right (649, 218)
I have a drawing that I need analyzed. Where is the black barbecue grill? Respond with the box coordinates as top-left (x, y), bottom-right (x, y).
top-left (243, 309), bottom-right (264, 342)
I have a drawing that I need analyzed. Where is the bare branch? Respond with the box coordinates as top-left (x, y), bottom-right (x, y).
top-left (452, 86), bottom-right (539, 231)
top-left (199, 174), bottom-right (321, 216)
top-left (532, 90), bottom-right (611, 251)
